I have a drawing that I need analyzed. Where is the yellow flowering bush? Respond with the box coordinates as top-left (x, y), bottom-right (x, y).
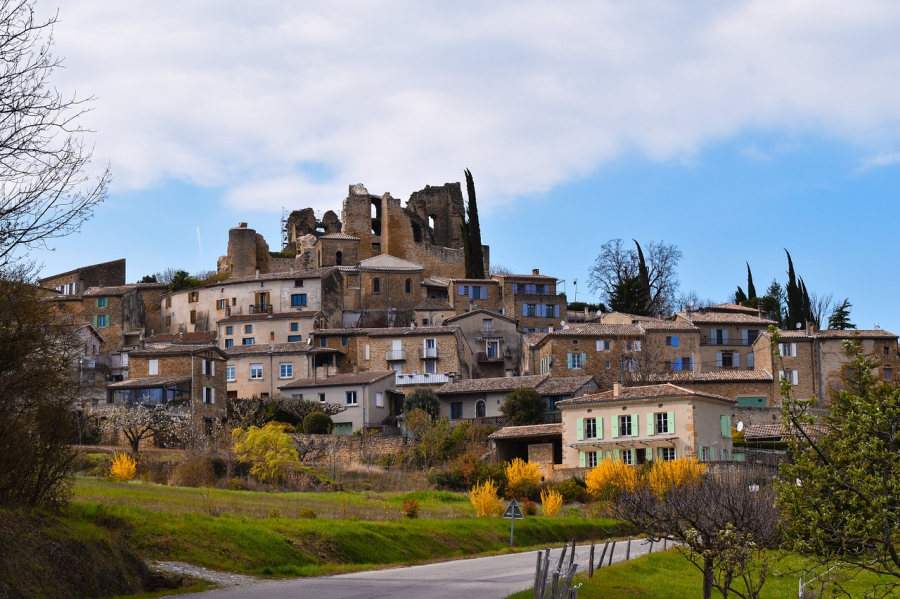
top-left (585, 458), bottom-right (640, 499)
top-left (505, 457), bottom-right (543, 499)
top-left (540, 488), bottom-right (563, 516)
top-left (647, 458), bottom-right (705, 495)
top-left (109, 453), bottom-right (137, 482)
top-left (470, 479), bottom-right (503, 517)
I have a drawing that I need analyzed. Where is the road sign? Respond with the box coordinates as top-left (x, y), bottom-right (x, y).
top-left (503, 499), bottom-right (525, 520)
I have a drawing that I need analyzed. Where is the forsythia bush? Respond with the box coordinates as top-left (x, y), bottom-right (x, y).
top-left (585, 458), bottom-right (640, 499)
top-left (505, 457), bottom-right (543, 499)
top-left (109, 453), bottom-right (137, 482)
top-left (232, 423), bottom-right (299, 484)
top-left (647, 458), bottom-right (705, 495)
top-left (540, 488), bottom-right (564, 516)
top-left (470, 479), bottom-right (503, 517)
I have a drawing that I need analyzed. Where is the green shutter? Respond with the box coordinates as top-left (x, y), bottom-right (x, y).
top-left (612, 416), bottom-right (619, 438)
top-left (667, 411), bottom-right (675, 434)
top-left (581, 353), bottom-right (586, 368)
top-left (94, 298), bottom-right (99, 308)
top-left (657, 447), bottom-right (664, 460)
top-left (631, 413), bottom-right (638, 437)
top-left (696, 445), bottom-right (703, 461)
top-left (597, 417), bottom-right (604, 440)
top-left (646, 446), bottom-right (653, 461)
top-left (579, 451), bottom-right (586, 468)
top-left (721, 415), bottom-right (732, 438)
top-left (567, 353), bottom-right (573, 369)
top-left (613, 449), bottom-right (620, 461)
top-left (92, 315), bottom-right (98, 327)
top-left (647, 412), bottom-right (655, 436)
top-left (576, 418), bottom-right (584, 441)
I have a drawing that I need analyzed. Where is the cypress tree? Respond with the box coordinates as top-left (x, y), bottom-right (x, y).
top-left (746, 262), bottom-right (756, 300)
top-left (735, 286), bottom-right (747, 304)
top-left (784, 250), bottom-right (803, 329)
top-left (463, 169), bottom-right (485, 279)
top-left (633, 239), bottom-right (653, 315)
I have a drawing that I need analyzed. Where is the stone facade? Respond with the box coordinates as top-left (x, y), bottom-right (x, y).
top-left (535, 324), bottom-right (644, 385)
top-left (447, 279), bottom-right (502, 315)
top-left (445, 309), bottom-right (521, 379)
top-left (217, 311), bottom-right (321, 350)
top-left (40, 258), bottom-right (126, 296)
top-left (674, 309), bottom-right (775, 373)
top-left (291, 433), bottom-right (410, 464)
top-left (279, 371), bottom-right (399, 433)
top-left (364, 326), bottom-right (471, 380)
top-left (492, 270), bottom-right (567, 333)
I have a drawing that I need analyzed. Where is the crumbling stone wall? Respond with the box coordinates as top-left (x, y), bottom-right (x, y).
top-left (292, 433), bottom-right (410, 464)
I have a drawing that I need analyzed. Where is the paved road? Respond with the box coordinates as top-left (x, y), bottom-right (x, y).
top-left (182, 538), bottom-right (658, 599)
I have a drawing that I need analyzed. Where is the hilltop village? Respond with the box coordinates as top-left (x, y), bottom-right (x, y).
top-left (40, 180), bottom-right (900, 472)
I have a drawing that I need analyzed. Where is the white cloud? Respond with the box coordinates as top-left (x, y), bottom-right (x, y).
top-left (859, 151), bottom-right (900, 170)
top-left (44, 0), bottom-right (900, 213)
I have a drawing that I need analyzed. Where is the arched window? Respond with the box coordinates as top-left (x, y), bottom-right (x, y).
top-left (476, 400), bottom-right (486, 418)
top-left (373, 278), bottom-right (380, 293)
top-left (405, 278), bottom-right (412, 293)
top-left (335, 250), bottom-right (342, 266)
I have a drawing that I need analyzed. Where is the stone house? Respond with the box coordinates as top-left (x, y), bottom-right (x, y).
top-left (557, 383), bottom-right (736, 470)
top-left (216, 310), bottom-right (322, 350)
top-left (444, 309), bottom-right (521, 379)
top-left (39, 258), bottom-right (126, 296)
top-left (224, 343), bottom-right (312, 399)
top-left (753, 327), bottom-right (900, 403)
top-left (309, 327), bottom-right (379, 373)
top-left (365, 326), bottom-right (472, 389)
top-left (491, 270), bottom-right (567, 333)
top-left (533, 323), bottom-right (644, 384)
top-left (279, 371), bottom-right (399, 434)
top-left (413, 298), bottom-right (455, 327)
top-left (106, 343), bottom-right (228, 428)
top-left (673, 306), bottom-right (775, 373)
top-left (338, 254), bottom-right (425, 320)
top-left (160, 267), bottom-right (343, 334)
top-left (642, 370), bottom-right (775, 407)
top-left (447, 278), bottom-right (502, 315)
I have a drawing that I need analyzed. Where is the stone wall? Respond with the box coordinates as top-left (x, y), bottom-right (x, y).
top-left (291, 433), bottom-right (411, 464)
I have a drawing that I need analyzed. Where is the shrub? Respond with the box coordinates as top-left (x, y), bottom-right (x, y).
top-left (302, 411), bottom-right (334, 434)
top-left (520, 497), bottom-right (537, 516)
top-left (169, 455), bottom-right (216, 488)
top-left (402, 387), bottom-right (441, 420)
top-left (646, 458), bottom-right (705, 496)
top-left (297, 507), bottom-right (317, 519)
top-left (268, 508), bottom-right (281, 518)
top-left (228, 477), bottom-right (244, 491)
top-left (499, 388), bottom-right (546, 426)
top-left (550, 477), bottom-right (588, 503)
top-left (109, 453), bottom-right (136, 482)
top-left (428, 455), bottom-right (508, 495)
top-left (402, 499), bottom-right (420, 519)
top-left (585, 459), bottom-right (639, 500)
top-left (505, 458), bottom-right (542, 499)
top-left (232, 423), bottom-right (299, 484)
top-left (541, 488), bottom-right (564, 516)
top-left (470, 479), bottom-right (503, 517)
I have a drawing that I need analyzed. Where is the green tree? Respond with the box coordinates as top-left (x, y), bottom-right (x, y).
top-left (168, 270), bottom-right (202, 292)
top-left (607, 274), bottom-right (651, 316)
top-left (499, 388), bottom-right (546, 426)
top-left (777, 338), bottom-right (900, 593)
top-left (232, 423), bottom-right (298, 484)
top-left (734, 286), bottom-right (747, 304)
top-left (588, 238), bottom-right (681, 317)
top-left (138, 274), bottom-right (158, 283)
top-left (827, 298), bottom-right (856, 330)
top-left (405, 409), bottom-right (455, 467)
top-left (746, 262), bottom-right (757, 300)
top-left (462, 169), bottom-right (485, 279)
top-left (403, 387), bottom-right (440, 420)
top-left (302, 411), bottom-right (334, 434)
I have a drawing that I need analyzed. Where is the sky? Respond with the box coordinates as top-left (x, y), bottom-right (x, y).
top-left (25, 0), bottom-right (900, 333)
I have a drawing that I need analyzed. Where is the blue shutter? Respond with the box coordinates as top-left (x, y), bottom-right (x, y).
top-left (459, 285), bottom-right (465, 296)
top-left (523, 304), bottom-right (528, 316)
top-left (567, 353), bottom-right (573, 369)
top-left (555, 305), bottom-right (560, 318)
top-left (673, 335), bottom-right (679, 347)
top-left (512, 284), bottom-right (518, 294)
top-left (674, 357), bottom-right (682, 371)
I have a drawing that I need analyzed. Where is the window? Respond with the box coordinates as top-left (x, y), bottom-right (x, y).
top-left (885, 367), bottom-right (893, 381)
top-left (201, 359), bottom-right (208, 375)
top-left (95, 297), bottom-right (108, 308)
top-left (250, 364), bottom-right (263, 379)
top-left (483, 319), bottom-right (493, 333)
top-left (779, 343), bottom-right (796, 357)
top-left (486, 340), bottom-right (499, 358)
top-left (405, 278), bottom-right (412, 293)
top-left (225, 338), bottom-right (234, 348)
top-left (717, 352), bottom-right (740, 368)
top-left (95, 314), bottom-right (109, 328)
top-left (619, 415), bottom-right (633, 437)
top-left (780, 369), bottom-right (799, 386)
top-left (203, 387), bottom-right (215, 404)
top-left (376, 392), bottom-right (383, 407)
top-left (122, 353), bottom-right (129, 367)
top-left (471, 285), bottom-right (482, 300)
top-left (626, 340), bottom-right (642, 352)
top-left (190, 309), bottom-right (197, 324)
top-left (586, 451), bottom-right (598, 468)
top-left (288, 335), bottom-right (302, 343)
top-left (149, 359), bottom-right (159, 376)
top-left (279, 363), bottom-right (293, 379)
top-left (245, 324), bottom-right (253, 334)
top-left (584, 417), bottom-right (597, 439)
top-left (291, 294), bottom-right (307, 307)
top-left (424, 360), bottom-right (436, 374)
top-left (655, 412), bottom-right (671, 434)
top-left (524, 304), bottom-right (536, 317)
top-left (698, 446), bottom-right (709, 461)
top-left (568, 352), bottom-right (584, 369)
top-left (319, 393), bottom-right (325, 403)
top-left (218, 299), bottom-right (227, 310)
top-left (344, 391), bottom-right (358, 406)
top-left (621, 449), bottom-right (634, 465)
top-left (341, 336), bottom-right (349, 347)
top-left (226, 326), bottom-right (234, 335)
top-left (320, 338), bottom-right (327, 347)
top-left (226, 365), bottom-right (235, 382)
top-left (290, 322), bottom-right (299, 332)
top-left (885, 346), bottom-right (892, 356)
top-left (242, 338), bottom-right (255, 345)
top-left (165, 315), bottom-right (171, 327)
top-left (450, 402), bottom-right (463, 419)
top-left (295, 279), bottom-right (304, 287)
top-left (605, 361), bottom-right (611, 369)
top-left (335, 251), bottom-right (343, 266)
top-left (373, 278), bottom-right (380, 293)
top-left (660, 447), bottom-right (676, 461)
top-left (166, 297), bottom-right (172, 308)
top-left (188, 291), bottom-right (199, 303)
top-left (475, 400), bottom-right (486, 417)
top-left (666, 335), bottom-right (679, 347)
top-left (710, 329), bottom-right (728, 345)
top-left (596, 340), bottom-right (610, 351)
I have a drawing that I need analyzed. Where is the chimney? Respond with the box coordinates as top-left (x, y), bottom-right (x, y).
top-left (238, 222), bottom-right (247, 228)
top-left (532, 268), bottom-right (540, 276)
top-left (255, 267), bottom-right (260, 280)
top-left (613, 382), bottom-right (621, 397)
top-left (806, 321), bottom-right (817, 334)
top-left (757, 300), bottom-right (763, 319)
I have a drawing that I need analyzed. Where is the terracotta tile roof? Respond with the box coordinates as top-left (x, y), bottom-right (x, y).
top-left (357, 254), bottom-right (425, 272)
top-left (743, 423), bottom-right (827, 440)
top-left (557, 383), bottom-right (735, 407)
top-left (218, 310), bottom-right (320, 323)
top-left (316, 232), bottom-right (360, 241)
top-left (536, 375), bottom-right (597, 395)
top-left (444, 309), bottom-right (517, 325)
top-left (449, 278), bottom-right (500, 285)
top-left (637, 320), bottom-right (700, 331)
top-left (491, 273), bottom-right (559, 282)
top-left (145, 332), bottom-right (218, 344)
top-left (706, 303), bottom-right (759, 315)
top-left (279, 371), bottom-right (396, 389)
top-left (84, 285), bottom-right (138, 296)
top-left (592, 311), bottom-right (657, 323)
top-left (196, 267), bottom-right (337, 289)
top-left (415, 298), bottom-right (453, 311)
top-left (438, 375), bottom-right (549, 394)
top-left (366, 326), bottom-right (458, 337)
top-left (643, 370), bottom-right (773, 383)
top-left (131, 344), bottom-right (228, 359)
top-left (547, 323), bottom-right (642, 338)
top-left (312, 327), bottom-right (384, 336)
top-left (423, 277), bottom-right (449, 288)
top-left (224, 342), bottom-right (310, 357)
top-left (675, 311), bottom-right (776, 325)
top-left (522, 332), bottom-right (549, 346)
top-left (769, 329), bottom-right (897, 340)
top-left (489, 423), bottom-right (563, 440)
top-left (107, 375), bottom-right (192, 389)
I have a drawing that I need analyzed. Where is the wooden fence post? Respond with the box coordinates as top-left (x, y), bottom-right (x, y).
top-left (597, 539), bottom-right (609, 570)
top-left (625, 536), bottom-right (631, 561)
top-left (608, 539), bottom-right (617, 566)
top-left (588, 540), bottom-right (595, 578)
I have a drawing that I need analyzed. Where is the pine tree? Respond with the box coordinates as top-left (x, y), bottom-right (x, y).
top-left (746, 263), bottom-right (756, 300)
top-left (828, 298), bottom-right (856, 330)
top-left (463, 169), bottom-right (485, 279)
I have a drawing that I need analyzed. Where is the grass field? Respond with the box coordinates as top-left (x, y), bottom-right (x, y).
top-left (507, 548), bottom-right (898, 598)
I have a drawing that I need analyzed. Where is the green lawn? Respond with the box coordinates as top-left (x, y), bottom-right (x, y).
top-left (507, 548), bottom-right (898, 598)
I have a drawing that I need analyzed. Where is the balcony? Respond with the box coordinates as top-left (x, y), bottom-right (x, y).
top-left (420, 347), bottom-right (438, 359)
top-left (395, 372), bottom-right (451, 386)
top-left (249, 304), bottom-right (273, 315)
top-left (476, 351), bottom-right (505, 363)
top-left (385, 350), bottom-right (407, 361)
top-left (700, 335), bottom-right (759, 346)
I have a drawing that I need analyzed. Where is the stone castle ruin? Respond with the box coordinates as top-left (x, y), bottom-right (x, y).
top-left (219, 181), bottom-right (489, 280)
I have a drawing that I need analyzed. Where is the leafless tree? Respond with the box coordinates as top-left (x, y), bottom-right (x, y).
top-left (588, 239), bottom-right (682, 317)
top-left (227, 396), bottom-right (345, 430)
top-left (488, 263), bottom-right (513, 276)
top-left (808, 291), bottom-right (834, 329)
top-left (610, 466), bottom-right (780, 599)
top-left (96, 403), bottom-right (189, 453)
top-left (0, 0), bottom-right (109, 268)
top-left (674, 289), bottom-right (716, 312)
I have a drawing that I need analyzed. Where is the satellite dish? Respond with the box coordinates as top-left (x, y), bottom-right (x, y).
top-left (795, 322), bottom-right (802, 329)
top-left (736, 421), bottom-right (744, 432)
top-left (560, 320), bottom-right (566, 327)
top-left (307, 338), bottom-right (312, 345)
